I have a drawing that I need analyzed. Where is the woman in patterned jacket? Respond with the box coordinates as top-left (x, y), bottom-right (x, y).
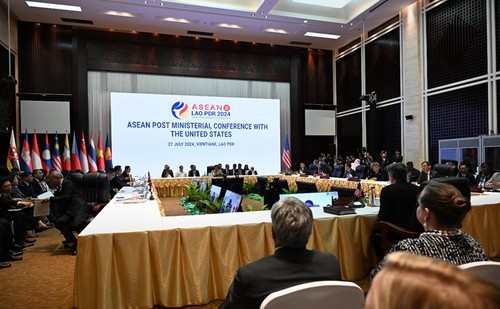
top-left (371, 181), bottom-right (487, 278)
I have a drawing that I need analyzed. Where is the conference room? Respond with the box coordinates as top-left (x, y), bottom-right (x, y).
top-left (1, 0), bottom-right (499, 308)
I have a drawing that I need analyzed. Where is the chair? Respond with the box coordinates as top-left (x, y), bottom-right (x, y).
top-left (432, 164), bottom-right (458, 177)
top-left (459, 261), bottom-right (500, 289)
top-left (260, 281), bottom-right (364, 309)
top-left (375, 221), bottom-right (420, 255)
top-left (355, 165), bottom-right (368, 179)
top-left (67, 172), bottom-right (110, 216)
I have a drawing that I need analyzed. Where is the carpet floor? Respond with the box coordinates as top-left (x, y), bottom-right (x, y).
top-left (0, 197), bottom-right (222, 309)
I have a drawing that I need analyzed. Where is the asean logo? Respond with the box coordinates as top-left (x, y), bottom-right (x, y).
top-left (171, 101), bottom-right (190, 120)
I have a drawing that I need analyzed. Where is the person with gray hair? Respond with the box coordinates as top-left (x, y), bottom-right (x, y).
top-left (367, 162), bottom-right (389, 181)
top-left (42, 170), bottom-right (88, 255)
top-left (220, 197), bottom-right (341, 309)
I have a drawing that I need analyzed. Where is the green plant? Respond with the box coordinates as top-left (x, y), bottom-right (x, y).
top-left (182, 183), bottom-right (222, 214)
top-left (244, 193), bottom-right (264, 202)
top-left (282, 187), bottom-right (297, 194)
top-left (242, 181), bottom-right (256, 194)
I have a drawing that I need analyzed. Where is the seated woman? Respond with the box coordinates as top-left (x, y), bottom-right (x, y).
top-left (371, 181), bottom-right (487, 278)
top-left (366, 252), bottom-right (500, 309)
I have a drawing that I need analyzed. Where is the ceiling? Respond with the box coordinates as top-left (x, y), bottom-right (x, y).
top-left (3, 0), bottom-right (416, 50)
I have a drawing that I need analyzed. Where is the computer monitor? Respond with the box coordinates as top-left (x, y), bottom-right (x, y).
top-left (279, 192), bottom-right (339, 207)
top-left (295, 181), bottom-right (318, 193)
top-left (208, 185), bottom-right (222, 202)
top-left (199, 181), bottom-right (207, 192)
top-left (219, 189), bottom-right (242, 213)
top-left (330, 186), bottom-right (356, 198)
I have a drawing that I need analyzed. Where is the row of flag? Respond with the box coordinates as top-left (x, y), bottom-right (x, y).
top-left (6, 129), bottom-right (113, 174)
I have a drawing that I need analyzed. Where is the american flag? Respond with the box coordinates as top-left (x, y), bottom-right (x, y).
top-left (282, 135), bottom-right (291, 170)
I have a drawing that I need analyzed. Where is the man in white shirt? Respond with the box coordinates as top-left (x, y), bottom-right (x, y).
top-left (175, 165), bottom-right (187, 177)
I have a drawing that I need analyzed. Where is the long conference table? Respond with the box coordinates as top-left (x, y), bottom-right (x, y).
top-left (73, 177), bottom-right (500, 309)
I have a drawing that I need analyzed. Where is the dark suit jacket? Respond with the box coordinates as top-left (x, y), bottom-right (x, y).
top-left (161, 169), bottom-right (174, 178)
top-left (220, 247), bottom-right (341, 309)
top-left (18, 181), bottom-right (37, 198)
top-left (367, 169), bottom-right (389, 181)
top-left (457, 172), bottom-right (475, 184)
top-left (475, 172), bottom-right (493, 186)
top-left (378, 181), bottom-right (422, 232)
top-left (32, 179), bottom-right (49, 196)
top-left (416, 170), bottom-right (440, 184)
top-left (407, 168), bottom-right (420, 182)
top-left (188, 170), bottom-right (200, 177)
top-left (50, 179), bottom-right (87, 219)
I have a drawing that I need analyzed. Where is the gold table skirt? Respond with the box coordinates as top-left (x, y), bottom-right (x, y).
top-left (74, 213), bottom-right (378, 308)
top-left (153, 175), bottom-right (387, 198)
top-left (462, 203), bottom-right (500, 258)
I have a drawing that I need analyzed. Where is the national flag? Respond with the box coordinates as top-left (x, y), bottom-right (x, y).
top-left (31, 130), bottom-right (43, 170)
top-left (6, 129), bottom-right (19, 171)
top-left (281, 135), bottom-right (292, 170)
top-left (104, 133), bottom-right (113, 169)
top-left (87, 132), bottom-right (97, 172)
top-left (71, 131), bottom-right (82, 171)
top-left (42, 132), bottom-right (52, 173)
top-left (96, 131), bottom-right (105, 171)
top-left (52, 134), bottom-right (62, 172)
top-left (79, 131), bottom-right (89, 173)
top-left (62, 132), bottom-right (71, 172)
top-left (20, 130), bottom-right (32, 173)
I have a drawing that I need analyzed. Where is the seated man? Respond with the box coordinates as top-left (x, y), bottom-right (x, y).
top-left (373, 163), bottom-right (422, 261)
top-left (378, 163), bottom-right (421, 232)
top-left (43, 171), bottom-right (88, 255)
top-left (342, 162), bottom-right (356, 178)
top-left (476, 163), bottom-right (494, 188)
top-left (457, 162), bottom-right (476, 184)
top-left (484, 171), bottom-right (500, 190)
top-left (188, 164), bottom-right (200, 177)
top-left (417, 161), bottom-right (440, 184)
top-left (367, 162), bottom-right (389, 181)
top-left (220, 197), bottom-right (341, 309)
top-left (0, 177), bottom-right (33, 249)
top-left (406, 161), bottom-right (420, 183)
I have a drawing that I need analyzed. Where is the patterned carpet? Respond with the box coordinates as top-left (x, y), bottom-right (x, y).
top-left (0, 198), bottom-right (223, 309)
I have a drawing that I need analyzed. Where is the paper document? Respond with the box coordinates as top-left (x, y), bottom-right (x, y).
top-left (37, 191), bottom-right (54, 199)
top-left (34, 201), bottom-right (50, 217)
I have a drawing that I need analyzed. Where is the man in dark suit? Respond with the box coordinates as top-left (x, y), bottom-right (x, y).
top-left (367, 162), bottom-right (388, 181)
top-left (406, 161), bottom-right (420, 183)
top-left (188, 165), bottom-right (200, 177)
top-left (373, 163), bottom-right (423, 261)
top-left (457, 162), bottom-right (475, 184)
top-left (43, 171), bottom-right (88, 255)
top-left (417, 161), bottom-right (440, 184)
top-left (475, 162), bottom-right (493, 187)
top-left (220, 197), bottom-right (341, 309)
top-left (18, 171), bottom-right (37, 198)
top-left (378, 163), bottom-right (422, 232)
top-left (31, 169), bottom-right (50, 196)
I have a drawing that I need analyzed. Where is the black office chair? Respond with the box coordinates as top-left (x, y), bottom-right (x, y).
top-left (355, 165), bottom-right (368, 179)
top-left (432, 164), bottom-right (458, 177)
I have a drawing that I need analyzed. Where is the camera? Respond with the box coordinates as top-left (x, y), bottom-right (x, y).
top-left (359, 91), bottom-right (377, 103)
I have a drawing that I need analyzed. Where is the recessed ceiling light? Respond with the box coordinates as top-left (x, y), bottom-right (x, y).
top-left (292, 0), bottom-right (352, 9)
top-left (264, 28), bottom-right (288, 34)
top-left (26, 1), bottom-right (82, 12)
top-left (105, 11), bottom-right (134, 17)
top-left (218, 23), bottom-right (242, 29)
top-left (304, 32), bottom-right (341, 39)
top-left (162, 17), bottom-right (190, 23)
